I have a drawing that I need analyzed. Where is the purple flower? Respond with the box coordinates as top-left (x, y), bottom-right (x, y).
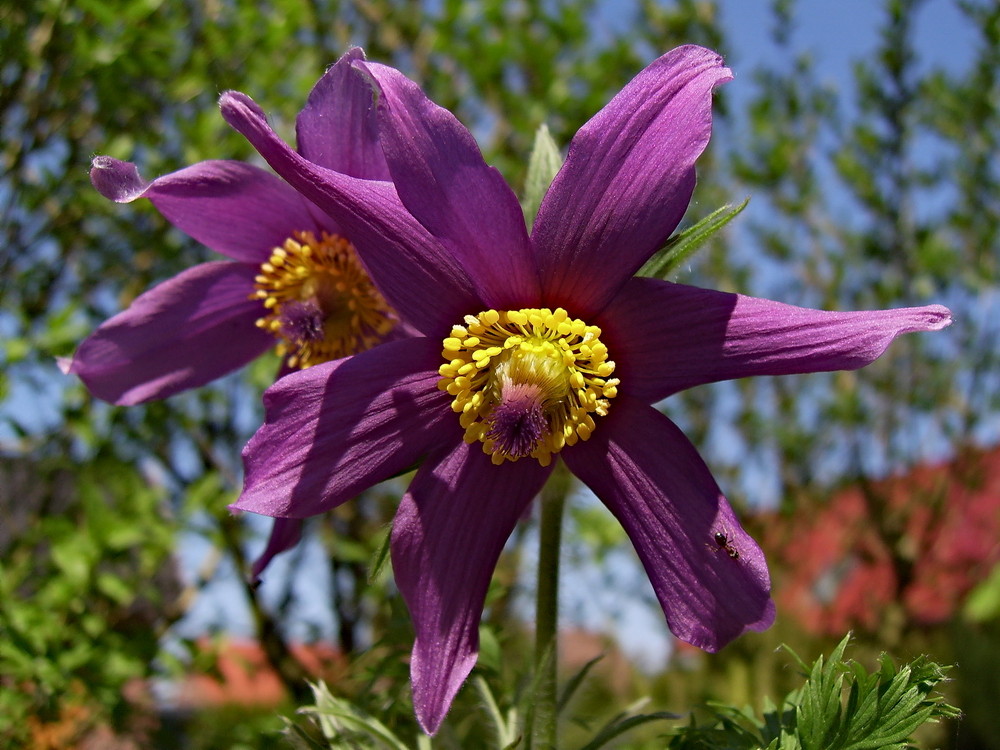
top-left (63, 49), bottom-right (398, 407)
top-left (63, 49), bottom-right (403, 576)
top-left (220, 45), bottom-right (952, 733)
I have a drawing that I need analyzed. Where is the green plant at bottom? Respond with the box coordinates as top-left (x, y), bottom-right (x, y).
top-left (284, 635), bottom-right (957, 750)
top-left (666, 635), bottom-right (959, 750)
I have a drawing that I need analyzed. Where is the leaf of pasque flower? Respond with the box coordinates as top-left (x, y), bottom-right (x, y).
top-left (300, 680), bottom-right (410, 750)
top-left (796, 635), bottom-right (848, 749)
top-left (472, 675), bottom-right (520, 748)
top-left (579, 702), bottom-right (680, 750)
top-left (637, 196), bottom-right (749, 279)
top-left (367, 522), bottom-right (392, 585)
top-left (782, 636), bottom-right (958, 750)
top-left (521, 124), bottom-right (563, 231)
top-left (663, 636), bottom-right (956, 749)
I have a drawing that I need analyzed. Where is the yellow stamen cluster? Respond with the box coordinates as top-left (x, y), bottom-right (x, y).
top-left (438, 307), bottom-right (619, 466)
top-left (253, 230), bottom-right (396, 368)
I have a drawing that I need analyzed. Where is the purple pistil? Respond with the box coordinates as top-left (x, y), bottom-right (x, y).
top-left (279, 299), bottom-right (325, 343)
top-left (486, 381), bottom-right (549, 458)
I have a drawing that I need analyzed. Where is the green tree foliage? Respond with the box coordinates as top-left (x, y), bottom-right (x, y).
top-left (0, 454), bottom-right (180, 745)
top-left (284, 637), bottom-right (957, 749)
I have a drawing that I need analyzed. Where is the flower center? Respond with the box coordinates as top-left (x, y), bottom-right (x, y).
top-left (438, 308), bottom-right (619, 466)
top-left (253, 230), bottom-right (396, 369)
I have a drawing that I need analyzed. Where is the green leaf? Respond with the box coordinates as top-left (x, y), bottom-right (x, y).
top-left (473, 675), bottom-right (521, 748)
top-left (477, 623), bottom-right (502, 673)
top-left (96, 572), bottom-right (134, 605)
top-left (367, 522), bottom-right (393, 585)
top-left (281, 718), bottom-right (330, 750)
top-left (963, 562), bottom-right (1000, 622)
top-left (521, 124), bottom-right (563, 231)
top-left (579, 702), bottom-right (679, 750)
top-left (637, 197), bottom-right (750, 279)
top-left (666, 636), bottom-right (957, 750)
top-left (791, 637), bottom-right (957, 750)
top-left (557, 652), bottom-right (604, 715)
top-left (300, 680), bottom-right (411, 750)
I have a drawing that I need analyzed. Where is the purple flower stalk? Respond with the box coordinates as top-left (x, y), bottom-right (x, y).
top-left (220, 45), bottom-right (952, 733)
top-left (63, 50), bottom-right (402, 575)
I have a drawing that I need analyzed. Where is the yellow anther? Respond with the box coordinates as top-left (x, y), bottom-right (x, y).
top-left (252, 230), bottom-right (396, 369)
top-left (437, 307), bottom-right (618, 465)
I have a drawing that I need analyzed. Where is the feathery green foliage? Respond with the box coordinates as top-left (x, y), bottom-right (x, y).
top-left (666, 636), bottom-right (959, 750)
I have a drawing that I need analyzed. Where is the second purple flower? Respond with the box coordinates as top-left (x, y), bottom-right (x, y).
top-left (64, 49), bottom-right (404, 575)
top-left (64, 49), bottom-right (399, 407)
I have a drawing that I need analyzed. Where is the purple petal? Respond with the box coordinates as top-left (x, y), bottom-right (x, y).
top-left (562, 395), bottom-right (774, 651)
top-left (220, 91), bottom-right (481, 337)
top-left (250, 518), bottom-right (304, 581)
top-left (91, 156), bottom-right (149, 202)
top-left (392, 441), bottom-right (553, 734)
top-left (233, 337), bottom-right (455, 519)
top-left (65, 262), bottom-right (272, 405)
top-left (296, 48), bottom-right (391, 180)
top-left (356, 61), bottom-right (540, 309)
top-left (600, 277), bottom-right (953, 403)
top-left (91, 156), bottom-right (325, 264)
top-left (532, 45), bottom-right (732, 317)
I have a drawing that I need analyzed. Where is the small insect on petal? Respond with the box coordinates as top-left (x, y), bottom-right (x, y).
top-left (711, 530), bottom-right (740, 560)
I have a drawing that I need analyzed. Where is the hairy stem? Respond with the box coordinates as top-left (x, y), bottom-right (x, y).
top-left (532, 464), bottom-right (569, 749)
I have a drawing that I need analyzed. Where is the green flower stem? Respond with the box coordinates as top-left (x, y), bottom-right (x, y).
top-left (532, 464), bottom-right (570, 750)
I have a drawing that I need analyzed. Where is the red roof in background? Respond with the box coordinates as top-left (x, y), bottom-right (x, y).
top-left (163, 628), bottom-right (635, 712)
top-left (165, 639), bottom-right (345, 709)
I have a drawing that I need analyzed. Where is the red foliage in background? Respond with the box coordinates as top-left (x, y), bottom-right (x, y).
top-left (759, 446), bottom-right (1000, 636)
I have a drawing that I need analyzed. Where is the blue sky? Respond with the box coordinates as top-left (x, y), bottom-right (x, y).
top-left (720, 0), bottom-right (976, 80)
